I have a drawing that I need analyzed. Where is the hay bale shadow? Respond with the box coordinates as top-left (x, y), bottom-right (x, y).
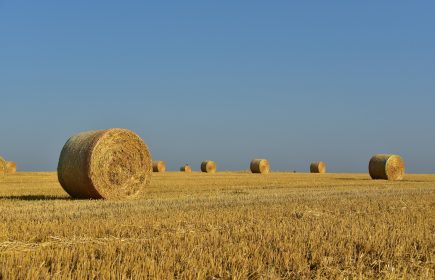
top-left (0, 195), bottom-right (73, 201)
top-left (335, 178), bottom-right (371, 181)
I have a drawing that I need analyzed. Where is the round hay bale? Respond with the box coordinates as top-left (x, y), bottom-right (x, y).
top-left (0, 156), bottom-right (5, 175)
top-left (152, 160), bottom-right (166, 173)
top-left (310, 161), bottom-right (326, 173)
top-left (57, 128), bottom-right (152, 199)
top-left (250, 159), bottom-right (270, 174)
top-left (180, 164), bottom-right (192, 173)
top-left (201, 160), bottom-right (216, 173)
top-left (369, 154), bottom-right (405, 181)
top-left (5, 161), bottom-right (17, 173)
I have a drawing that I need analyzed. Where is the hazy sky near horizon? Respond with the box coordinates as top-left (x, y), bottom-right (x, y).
top-left (1, 1), bottom-right (434, 172)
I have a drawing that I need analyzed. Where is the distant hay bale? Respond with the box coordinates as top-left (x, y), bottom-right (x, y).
top-left (310, 161), bottom-right (326, 173)
top-left (369, 154), bottom-right (405, 181)
top-left (152, 160), bottom-right (166, 173)
top-left (250, 159), bottom-right (270, 174)
top-left (0, 156), bottom-right (5, 175)
top-left (180, 164), bottom-right (192, 173)
top-left (201, 160), bottom-right (216, 173)
top-left (5, 161), bottom-right (16, 173)
top-left (57, 128), bottom-right (152, 199)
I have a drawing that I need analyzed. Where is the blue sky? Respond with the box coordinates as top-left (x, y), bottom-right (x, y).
top-left (1, 1), bottom-right (434, 172)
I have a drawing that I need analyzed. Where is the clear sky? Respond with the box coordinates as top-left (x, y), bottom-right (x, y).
top-left (1, 1), bottom-right (434, 173)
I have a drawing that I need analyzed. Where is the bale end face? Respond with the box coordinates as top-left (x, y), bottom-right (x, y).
top-left (57, 128), bottom-right (152, 199)
top-left (250, 159), bottom-right (270, 174)
top-left (310, 161), bottom-right (326, 173)
top-left (152, 160), bottom-right (166, 173)
top-left (201, 161), bottom-right (216, 173)
top-left (369, 154), bottom-right (405, 181)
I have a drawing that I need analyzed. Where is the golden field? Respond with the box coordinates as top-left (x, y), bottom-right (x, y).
top-left (0, 172), bottom-right (434, 279)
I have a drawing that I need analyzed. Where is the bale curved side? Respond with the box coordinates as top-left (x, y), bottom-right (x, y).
top-left (5, 161), bottom-right (16, 173)
top-left (369, 154), bottom-right (405, 181)
top-left (250, 159), bottom-right (270, 174)
top-left (57, 128), bottom-right (152, 199)
top-left (180, 164), bottom-right (192, 173)
top-left (152, 160), bottom-right (166, 173)
top-left (310, 161), bottom-right (326, 173)
top-left (201, 160), bottom-right (216, 173)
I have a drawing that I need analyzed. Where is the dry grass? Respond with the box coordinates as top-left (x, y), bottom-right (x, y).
top-left (0, 172), bottom-right (434, 279)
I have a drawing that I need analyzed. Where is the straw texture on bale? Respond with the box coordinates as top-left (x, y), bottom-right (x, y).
top-left (57, 128), bottom-right (152, 199)
top-left (152, 160), bottom-right (166, 173)
top-left (369, 154), bottom-right (405, 181)
top-left (180, 164), bottom-right (192, 173)
top-left (5, 161), bottom-right (16, 173)
top-left (250, 159), bottom-right (270, 174)
top-left (201, 160), bottom-right (216, 173)
top-left (0, 156), bottom-right (5, 175)
top-left (310, 161), bottom-right (326, 173)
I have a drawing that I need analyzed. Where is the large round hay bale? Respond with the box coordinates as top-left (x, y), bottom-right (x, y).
top-left (201, 160), bottom-right (216, 173)
top-left (180, 164), bottom-right (192, 173)
top-left (57, 128), bottom-right (152, 199)
top-left (250, 159), bottom-right (270, 174)
top-left (5, 161), bottom-right (16, 173)
top-left (0, 156), bottom-right (5, 175)
top-left (310, 161), bottom-right (326, 173)
top-left (369, 154), bottom-right (405, 181)
top-left (152, 160), bottom-right (166, 173)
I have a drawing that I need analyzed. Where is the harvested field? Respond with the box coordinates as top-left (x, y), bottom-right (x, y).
top-left (0, 172), bottom-right (433, 279)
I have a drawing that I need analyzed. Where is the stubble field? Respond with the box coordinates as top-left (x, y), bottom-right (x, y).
top-left (0, 172), bottom-right (434, 279)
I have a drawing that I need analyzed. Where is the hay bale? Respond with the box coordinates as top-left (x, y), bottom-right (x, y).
top-left (5, 161), bottom-right (16, 173)
top-left (201, 160), bottom-right (216, 173)
top-left (0, 156), bottom-right (5, 175)
top-left (250, 159), bottom-right (270, 174)
top-left (369, 154), bottom-right (405, 181)
top-left (152, 160), bottom-right (166, 173)
top-left (57, 128), bottom-right (152, 199)
top-left (180, 164), bottom-right (192, 173)
top-left (310, 161), bottom-right (326, 173)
